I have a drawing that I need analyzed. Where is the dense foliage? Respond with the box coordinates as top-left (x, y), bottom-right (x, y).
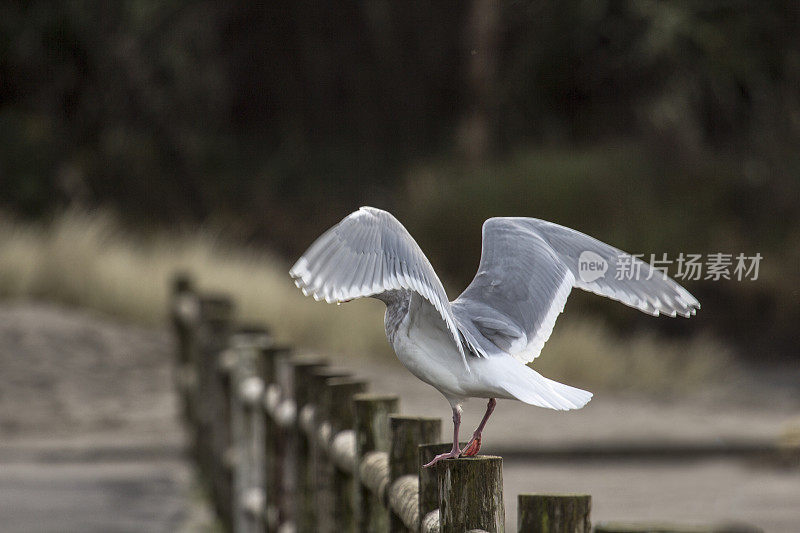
top-left (1, 1), bottom-right (798, 356)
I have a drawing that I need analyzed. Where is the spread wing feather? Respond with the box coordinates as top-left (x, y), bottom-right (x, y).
top-left (289, 206), bottom-right (477, 366)
top-left (452, 218), bottom-right (700, 364)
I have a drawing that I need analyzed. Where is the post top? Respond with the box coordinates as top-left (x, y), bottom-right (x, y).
top-left (170, 272), bottom-right (193, 293)
top-left (389, 414), bottom-right (441, 422)
top-left (327, 376), bottom-right (368, 387)
top-left (288, 357), bottom-right (328, 368)
top-left (353, 393), bottom-right (399, 403)
top-left (594, 523), bottom-right (713, 533)
top-left (312, 366), bottom-right (351, 378)
top-left (261, 344), bottom-right (292, 355)
top-left (198, 293), bottom-right (234, 306)
top-left (234, 323), bottom-right (270, 336)
top-left (440, 455), bottom-right (502, 462)
top-left (519, 493), bottom-right (591, 499)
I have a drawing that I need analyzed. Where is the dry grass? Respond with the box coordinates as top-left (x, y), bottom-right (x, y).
top-left (537, 319), bottom-right (731, 393)
top-left (0, 209), bottom-right (733, 392)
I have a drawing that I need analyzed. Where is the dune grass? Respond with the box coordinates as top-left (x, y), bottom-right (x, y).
top-left (0, 209), bottom-right (733, 392)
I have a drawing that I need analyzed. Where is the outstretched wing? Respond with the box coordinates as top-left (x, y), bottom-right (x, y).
top-left (451, 217), bottom-right (700, 364)
top-left (290, 206), bottom-right (472, 366)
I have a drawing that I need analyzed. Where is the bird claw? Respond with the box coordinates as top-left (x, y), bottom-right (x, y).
top-left (461, 435), bottom-right (481, 457)
top-left (423, 450), bottom-right (461, 468)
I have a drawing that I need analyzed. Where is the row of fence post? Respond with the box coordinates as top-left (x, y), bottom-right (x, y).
top-left (169, 273), bottom-right (759, 533)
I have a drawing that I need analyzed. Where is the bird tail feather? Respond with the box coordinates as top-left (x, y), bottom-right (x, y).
top-left (499, 359), bottom-right (592, 411)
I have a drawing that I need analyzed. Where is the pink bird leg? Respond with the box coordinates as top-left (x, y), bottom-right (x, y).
top-left (461, 398), bottom-right (496, 457)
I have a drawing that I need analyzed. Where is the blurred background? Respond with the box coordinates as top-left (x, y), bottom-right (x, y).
top-left (1, 1), bottom-right (799, 362)
top-left (0, 1), bottom-right (798, 531)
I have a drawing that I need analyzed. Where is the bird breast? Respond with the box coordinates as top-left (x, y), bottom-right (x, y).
top-left (388, 293), bottom-right (476, 401)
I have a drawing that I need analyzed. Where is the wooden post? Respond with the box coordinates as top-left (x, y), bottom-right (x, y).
top-left (217, 344), bottom-right (238, 532)
top-left (309, 368), bottom-right (352, 533)
top-left (418, 442), bottom-right (464, 531)
top-left (169, 272), bottom-right (194, 364)
top-left (194, 295), bottom-right (228, 472)
top-left (354, 394), bottom-right (399, 533)
top-left (272, 348), bottom-right (296, 531)
top-left (169, 272), bottom-right (198, 425)
top-left (196, 294), bottom-right (235, 527)
top-left (290, 359), bottom-right (329, 533)
top-left (517, 494), bottom-right (591, 533)
top-left (292, 359), bottom-right (329, 410)
top-left (326, 378), bottom-right (368, 532)
top-left (438, 456), bottom-right (504, 533)
top-left (389, 416), bottom-right (441, 532)
top-left (593, 524), bottom-right (726, 533)
top-left (259, 344), bottom-right (292, 531)
top-left (231, 328), bottom-right (269, 533)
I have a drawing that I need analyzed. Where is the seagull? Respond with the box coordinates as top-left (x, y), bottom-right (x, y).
top-left (290, 207), bottom-right (699, 466)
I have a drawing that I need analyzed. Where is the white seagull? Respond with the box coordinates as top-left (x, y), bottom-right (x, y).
top-left (290, 207), bottom-right (700, 466)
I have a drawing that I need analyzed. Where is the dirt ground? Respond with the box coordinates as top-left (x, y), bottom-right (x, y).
top-left (0, 302), bottom-right (797, 532)
top-left (327, 345), bottom-right (800, 531)
top-left (0, 302), bottom-right (212, 533)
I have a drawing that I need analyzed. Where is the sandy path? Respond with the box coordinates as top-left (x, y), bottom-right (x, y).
top-left (502, 457), bottom-right (800, 532)
top-left (334, 355), bottom-right (800, 449)
top-left (328, 354), bottom-right (800, 531)
top-left (1, 302), bottom-right (797, 531)
top-left (0, 302), bottom-right (210, 533)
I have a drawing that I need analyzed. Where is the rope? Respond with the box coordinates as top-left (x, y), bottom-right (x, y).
top-left (359, 451), bottom-right (389, 501)
top-left (299, 405), bottom-right (315, 437)
top-left (388, 474), bottom-right (419, 530)
top-left (330, 430), bottom-right (356, 473)
top-left (421, 509), bottom-right (441, 533)
top-left (239, 376), bottom-right (264, 407)
top-left (263, 384), bottom-right (296, 428)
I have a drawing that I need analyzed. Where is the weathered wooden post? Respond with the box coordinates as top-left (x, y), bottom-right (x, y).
top-left (438, 456), bottom-right (504, 533)
top-left (259, 344), bottom-right (292, 531)
top-left (388, 416), bottom-right (441, 532)
top-left (419, 442), bottom-right (463, 532)
top-left (354, 394), bottom-right (399, 533)
top-left (291, 359), bottom-right (330, 533)
top-left (326, 378), bottom-right (368, 532)
top-left (517, 494), bottom-right (591, 533)
top-left (593, 523), bottom-right (754, 533)
top-left (169, 272), bottom-right (194, 357)
top-left (196, 294), bottom-right (235, 524)
top-left (273, 350), bottom-right (298, 531)
top-left (309, 367), bottom-right (352, 532)
top-left (169, 272), bottom-right (199, 425)
top-left (231, 328), bottom-right (270, 533)
top-left (217, 343), bottom-right (238, 532)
